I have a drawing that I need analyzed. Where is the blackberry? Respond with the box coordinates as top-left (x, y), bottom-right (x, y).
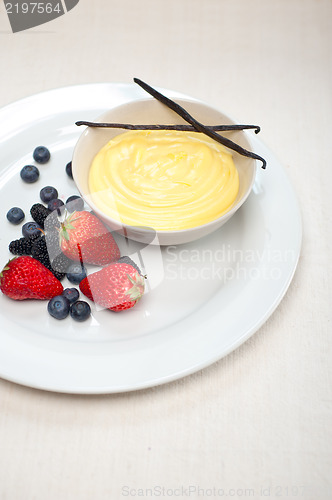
top-left (45, 231), bottom-right (72, 273)
top-left (44, 210), bottom-right (60, 232)
top-left (45, 230), bottom-right (61, 251)
top-left (117, 256), bottom-right (143, 275)
top-left (52, 252), bottom-right (72, 274)
top-left (9, 234), bottom-right (40, 256)
top-left (31, 236), bottom-right (65, 281)
top-left (31, 235), bottom-right (49, 262)
top-left (30, 203), bottom-right (51, 229)
top-left (33, 231), bottom-right (72, 276)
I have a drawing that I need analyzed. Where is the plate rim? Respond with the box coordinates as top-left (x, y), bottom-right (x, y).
top-left (0, 83), bottom-right (302, 394)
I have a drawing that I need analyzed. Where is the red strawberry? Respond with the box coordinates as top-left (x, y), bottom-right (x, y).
top-left (0, 256), bottom-right (63, 300)
top-left (79, 262), bottom-right (145, 312)
top-left (59, 211), bottom-right (120, 266)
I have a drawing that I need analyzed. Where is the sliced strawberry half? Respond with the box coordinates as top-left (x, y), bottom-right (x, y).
top-left (79, 262), bottom-right (145, 312)
top-left (59, 210), bottom-right (120, 265)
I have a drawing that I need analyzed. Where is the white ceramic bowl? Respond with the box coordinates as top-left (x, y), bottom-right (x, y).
top-left (72, 98), bottom-right (257, 245)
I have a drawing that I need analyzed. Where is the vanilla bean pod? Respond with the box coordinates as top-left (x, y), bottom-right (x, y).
top-left (133, 78), bottom-right (266, 169)
top-left (75, 120), bottom-right (260, 134)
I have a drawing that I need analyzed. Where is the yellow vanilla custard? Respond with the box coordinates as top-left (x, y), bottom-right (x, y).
top-left (88, 130), bottom-right (239, 231)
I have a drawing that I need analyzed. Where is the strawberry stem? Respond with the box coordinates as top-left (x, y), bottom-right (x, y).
top-left (125, 273), bottom-right (145, 301)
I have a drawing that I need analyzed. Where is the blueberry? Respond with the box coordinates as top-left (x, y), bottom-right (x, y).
top-left (66, 195), bottom-right (84, 213)
top-left (62, 287), bottom-right (80, 304)
top-left (48, 198), bottom-right (64, 215)
top-left (48, 295), bottom-right (70, 320)
top-left (65, 161), bottom-right (73, 179)
top-left (6, 207), bottom-right (25, 225)
top-left (70, 301), bottom-right (91, 322)
top-left (40, 186), bottom-right (58, 203)
top-left (66, 263), bottom-right (87, 285)
top-left (20, 165), bottom-right (39, 183)
top-left (33, 146), bottom-right (50, 164)
top-left (22, 221), bottom-right (42, 238)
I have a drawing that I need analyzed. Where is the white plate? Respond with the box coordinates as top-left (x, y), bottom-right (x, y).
top-left (0, 83), bottom-right (302, 394)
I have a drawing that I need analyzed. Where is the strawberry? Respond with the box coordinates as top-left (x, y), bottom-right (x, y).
top-left (0, 256), bottom-right (63, 300)
top-left (79, 262), bottom-right (145, 312)
top-left (59, 211), bottom-right (120, 266)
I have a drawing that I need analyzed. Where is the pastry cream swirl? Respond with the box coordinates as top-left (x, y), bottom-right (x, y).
top-left (88, 130), bottom-right (239, 231)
